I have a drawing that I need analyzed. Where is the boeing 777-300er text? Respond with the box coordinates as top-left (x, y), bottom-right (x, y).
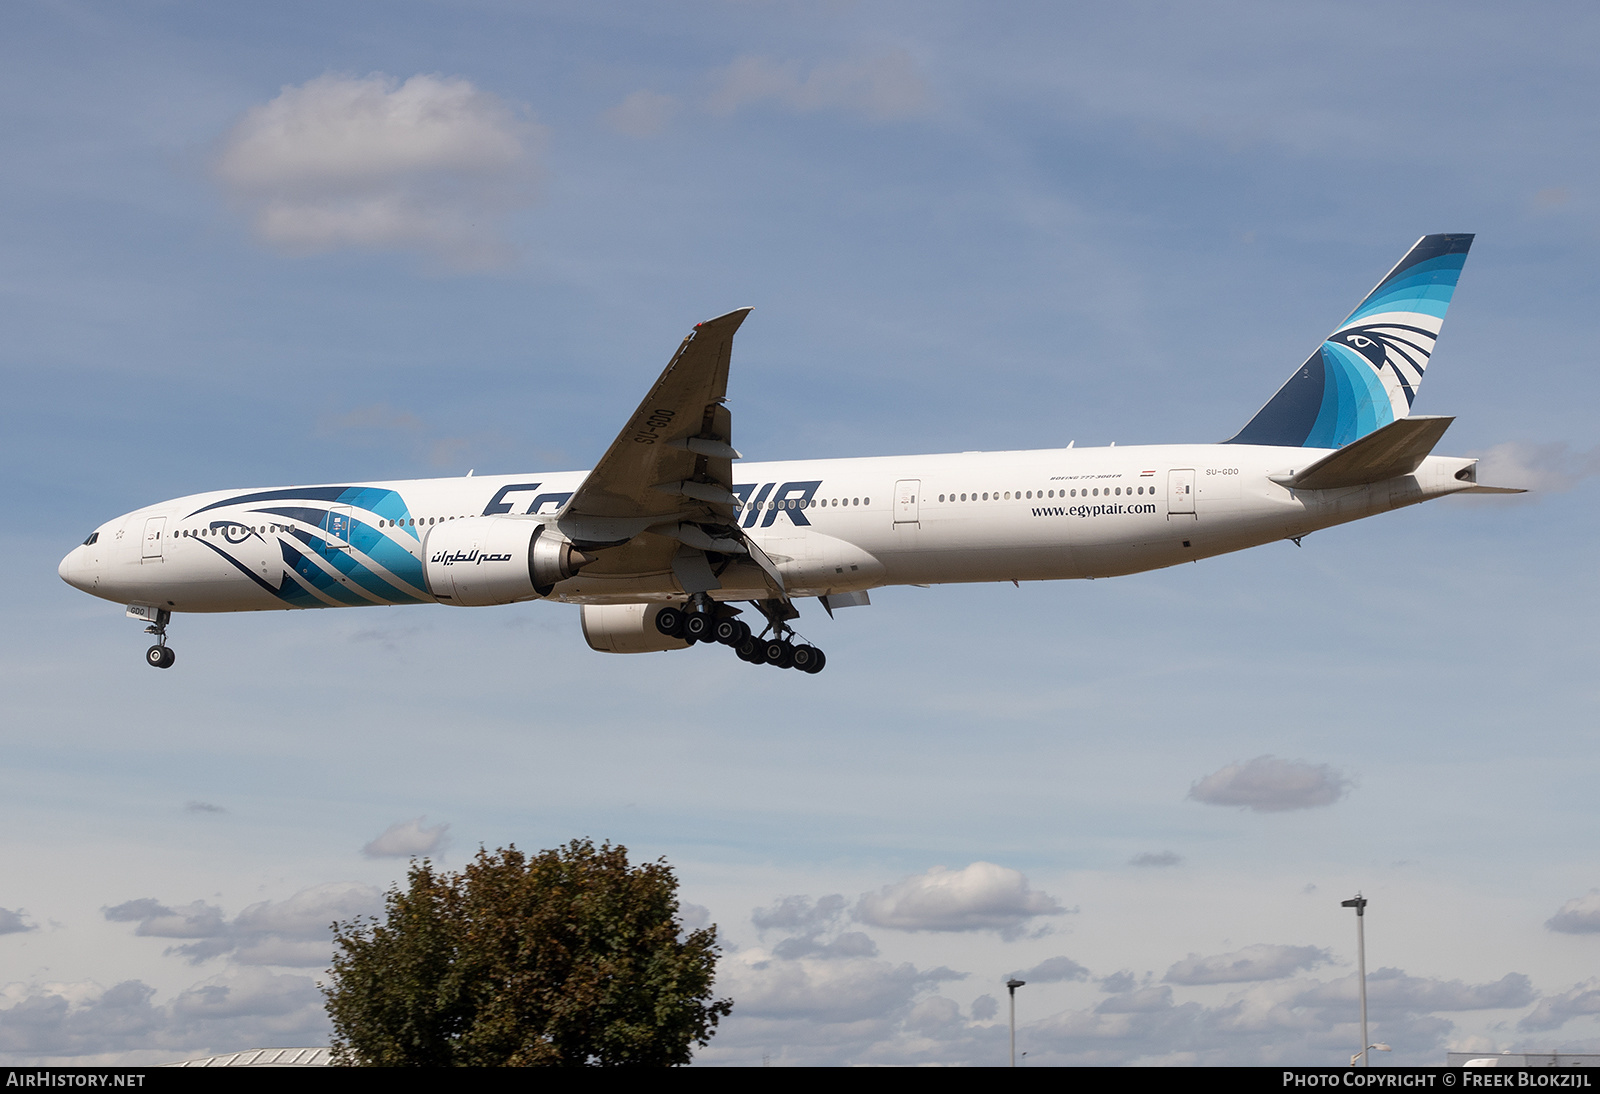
top-left (60, 234), bottom-right (1520, 671)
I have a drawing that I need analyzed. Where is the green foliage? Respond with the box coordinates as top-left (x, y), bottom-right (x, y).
top-left (323, 840), bottom-right (732, 1066)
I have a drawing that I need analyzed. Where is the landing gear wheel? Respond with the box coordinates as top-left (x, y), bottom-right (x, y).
top-left (736, 636), bottom-right (764, 662)
top-left (655, 607), bottom-right (686, 638)
top-left (790, 644), bottom-right (824, 674)
top-left (714, 618), bottom-right (749, 646)
top-left (684, 612), bottom-right (713, 643)
top-left (146, 645), bottom-right (175, 669)
top-left (762, 639), bottom-right (795, 669)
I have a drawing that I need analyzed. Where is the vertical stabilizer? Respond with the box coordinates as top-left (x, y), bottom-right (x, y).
top-left (1227, 234), bottom-right (1473, 448)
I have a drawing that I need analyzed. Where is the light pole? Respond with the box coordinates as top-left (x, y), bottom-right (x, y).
top-left (1341, 895), bottom-right (1369, 1066)
top-left (1007, 978), bottom-right (1026, 1066)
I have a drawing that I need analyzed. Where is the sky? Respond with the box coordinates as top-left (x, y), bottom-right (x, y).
top-left (2, 0), bottom-right (1598, 1067)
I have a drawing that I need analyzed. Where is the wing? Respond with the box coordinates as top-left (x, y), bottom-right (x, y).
top-left (556, 308), bottom-right (783, 596)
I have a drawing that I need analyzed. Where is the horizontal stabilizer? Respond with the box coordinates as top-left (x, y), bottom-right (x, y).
top-left (1273, 415), bottom-right (1454, 490)
top-left (1454, 484), bottom-right (1527, 494)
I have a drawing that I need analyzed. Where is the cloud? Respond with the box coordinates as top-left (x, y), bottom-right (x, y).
top-left (678, 902), bottom-right (711, 932)
top-left (0, 910), bottom-right (34, 936)
top-left (214, 73), bottom-right (542, 269)
top-left (752, 895), bottom-right (877, 959)
top-left (1296, 968), bottom-right (1534, 1013)
top-left (1519, 980), bottom-right (1600, 1032)
top-left (721, 950), bottom-right (963, 1025)
top-left (1099, 970), bottom-right (1140, 994)
top-left (104, 900), bottom-right (226, 939)
top-left (604, 90), bottom-right (680, 137)
top-left (0, 969), bottom-right (327, 1064)
top-left (362, 816), bottom-right (449, 858)
top-left (183, 801), bottom-right (225, 814)
top-left (1015, 968), bottom-right (1536, 1067)
top-left (855, 863), bottom-right (1067, 939)
top-left (775, 932), bottom-right (880, 961)
top-left (1130, 851), bottom-right (1183, 868)
top-left (1013, 956), bottom-right (1091, 983)
top-left (1164, 944), bottom-right (1330, 985)
top-left (752, 894), bottom-right (846, 934)
top-left (701, 918), bottom-right (1542, 1068)
top-left (1188, 756), bottom-right (1352, 812)
top-left (1472, 441), bottom-right (1600, 494)
top-left (1546, 892), bottom-right (1600, 934)
top-left (104, 883), bottom-right (380, 967)
top-left (705, 52), bottom-right (928, 121)
top-left (1098, 985), bottom-right (1176, 1014)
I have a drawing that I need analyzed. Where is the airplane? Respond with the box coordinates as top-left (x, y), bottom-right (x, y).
top-left (59, 234), bottom-right (1520, 672)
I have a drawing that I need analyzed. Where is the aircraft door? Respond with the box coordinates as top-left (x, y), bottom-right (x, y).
top-left (1168, 469), bottom-right (1195, 516)
top-left (324, 506), bottom-right (354, 552)
top-left (894, 479), bottom-right (921, 525)
top-left (141, 516), bottom-right (166, 561)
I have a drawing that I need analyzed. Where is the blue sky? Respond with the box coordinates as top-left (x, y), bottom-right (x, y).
top-left (2, 0), bottom-right (1598, 1066)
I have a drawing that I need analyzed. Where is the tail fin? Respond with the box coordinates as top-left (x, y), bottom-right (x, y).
top-left (1227, 234), bottom-right (1473, 448)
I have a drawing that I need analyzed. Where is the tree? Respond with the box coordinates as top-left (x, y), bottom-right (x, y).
top-left (322, 840), bottom-right (732, 1066)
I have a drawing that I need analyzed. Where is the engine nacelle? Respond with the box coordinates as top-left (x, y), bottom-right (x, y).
top-left (423, 518), bottom-right (589, 606)
top-left (580, 603), bottom-right (690, 654)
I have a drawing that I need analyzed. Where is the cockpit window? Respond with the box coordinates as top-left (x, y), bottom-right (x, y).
top-left (82, 532), bottom-right (98, 546)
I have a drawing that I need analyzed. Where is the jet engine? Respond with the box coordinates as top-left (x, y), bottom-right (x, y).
top-left (580, 603), bottom-right (690, 653)
top-left (423, 518), bottom-right (592, 606)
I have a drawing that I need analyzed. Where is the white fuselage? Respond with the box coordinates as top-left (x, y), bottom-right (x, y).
top-left (58, 442), bottom-right (1479, 615)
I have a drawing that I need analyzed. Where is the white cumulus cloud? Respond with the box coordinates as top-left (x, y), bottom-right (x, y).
top-left (214, 73), bottom-right (542, 269)
top-left (725, 951), bottom-right (963, 1025)
top-left (0, 969), bottom-right (327, 1064)
top-left (103, 899), bottom-right (226, 939)
top-left (1188, 755), bottom-right (1352, 812)
top-left (362, 816), bottom-right (449, 858)
top-left (854, 862), bottom-right (1066, 938)
top-left (1546, 892), bottom-right (1600, 934)
top-left (104, 883), bottom-right (380, 967)
top-left (1164, 944), bottom-right (1330, 985)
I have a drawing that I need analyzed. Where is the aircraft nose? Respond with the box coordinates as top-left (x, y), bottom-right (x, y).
top-left (59, 546), bottom-right (92, 593)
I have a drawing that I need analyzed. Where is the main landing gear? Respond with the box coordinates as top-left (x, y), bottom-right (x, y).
top-left (655, 598), bottom-right (826, 674)
top-left (144, 608), bottom-right (175, 669)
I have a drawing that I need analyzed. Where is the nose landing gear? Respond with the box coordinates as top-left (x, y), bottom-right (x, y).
top-left (143, 609), bottom-right (175, 669)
